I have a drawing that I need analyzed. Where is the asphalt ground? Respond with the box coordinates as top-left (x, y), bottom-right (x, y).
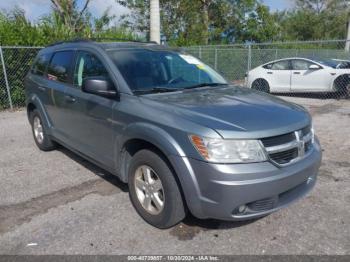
top-left (0, 96), bottom-right (349, 255)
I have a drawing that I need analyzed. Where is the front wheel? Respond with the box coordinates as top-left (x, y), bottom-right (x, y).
top-left (128, 149), bottom-right (186, 228)
top-left (333, 75), bottom-right (350, 98)
top-left (252, 79), bottom-right (270, 93)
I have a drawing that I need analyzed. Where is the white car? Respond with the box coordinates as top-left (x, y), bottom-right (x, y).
top-left (247, 57), bottom-right (350, 94)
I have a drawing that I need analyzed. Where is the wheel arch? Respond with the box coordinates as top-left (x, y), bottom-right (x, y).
top-left (116, 123), bottom-right (201, 216)
top-left (251, 78), bottom-right (271, 92)
top-left (116, 123), bottom-right (186, 183)
top-left (26, 94), bottom-right (52, 129)
top-left (26, 102), bottom-right (36, 121)
top-left (332, 74), bottom-right (350, 92)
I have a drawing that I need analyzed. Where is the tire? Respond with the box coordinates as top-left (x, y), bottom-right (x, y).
top-left (128, 149), bottom-right (186, 228)
top-left (334, 75), bottom-right (350, 99)
top-left (252, 79), bottom-right (270, 93)
top-left (30, 109), bottom-right (57, 151)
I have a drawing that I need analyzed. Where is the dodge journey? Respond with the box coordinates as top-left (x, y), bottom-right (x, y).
top-left (25, 40), bottom-right (322, 228)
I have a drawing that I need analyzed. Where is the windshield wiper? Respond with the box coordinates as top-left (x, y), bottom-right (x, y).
top-left (133, 87), bottom-right (181, 95)
top-left (183, 83), bottom-right (227, 90)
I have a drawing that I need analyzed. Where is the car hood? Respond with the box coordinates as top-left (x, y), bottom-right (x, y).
top-left (140, 86), bottom-right (311, 139)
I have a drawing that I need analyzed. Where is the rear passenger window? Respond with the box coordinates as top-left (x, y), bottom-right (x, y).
top-left (47, 51), bottom-right (74, 83)
top-left (31, 54), bottom-right (51, 76)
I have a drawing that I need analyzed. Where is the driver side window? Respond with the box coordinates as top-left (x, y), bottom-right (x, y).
top-left (292, 60), bottom-right (313, 70)
top-left (73, 51), bottom-right (109, 88)
top-left (270, 60), bottom-right (290, 70)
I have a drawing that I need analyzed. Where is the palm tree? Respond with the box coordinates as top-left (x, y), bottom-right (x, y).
top-left (150, 0), bottom-right (160, 43)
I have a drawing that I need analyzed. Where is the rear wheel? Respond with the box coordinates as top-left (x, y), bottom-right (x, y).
top-left (252, 79), bottom-right (270, 93)
top-left (30, 109), bottom-right (56, 151)
top-left (334, 75), bottom-right (350, 98)
top-left (128, 149), bottom-right (186, 228)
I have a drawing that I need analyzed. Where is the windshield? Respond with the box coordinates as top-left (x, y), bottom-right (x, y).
top-left (316, 59), bottom-right (338, 68)
top-left (107, 49), bottom-right (227, 94)
top-left (316, 59), bottom-right (350, 69)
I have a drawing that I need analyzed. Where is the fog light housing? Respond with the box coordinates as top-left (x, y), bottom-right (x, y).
top-left (238, 205), bottom-right (247, 213)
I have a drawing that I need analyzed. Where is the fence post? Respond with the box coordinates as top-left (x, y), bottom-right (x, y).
top-left (214, 48), bottom-right (218, 70)
top-left (247, 43), bottom-right (252, 73)
top-left (0, 46), bottom-right (13, 110)
top-left (199, 46), bottom-right (202, 59)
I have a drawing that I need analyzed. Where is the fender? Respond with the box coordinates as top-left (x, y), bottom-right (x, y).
top-left (331, 74), bottom-right (350, 92)
top-left (116, 122), bottom-right (203, 216)
top-left (118, 122), bottom-right (187, 158)
top-left (27, 94), bottom-right (53, 134)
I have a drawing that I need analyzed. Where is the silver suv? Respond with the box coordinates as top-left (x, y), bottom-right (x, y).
top-left (25, 40), bottom-right (322, 228)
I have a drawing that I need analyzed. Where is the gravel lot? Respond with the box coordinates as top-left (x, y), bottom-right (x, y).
top-left (0, 96), bottom-right (349, 255)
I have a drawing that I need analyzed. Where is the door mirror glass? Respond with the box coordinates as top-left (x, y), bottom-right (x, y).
top-left (82, 76), bottom-right (117, 98)
top-left (309, 64), bottom-right (321, 70)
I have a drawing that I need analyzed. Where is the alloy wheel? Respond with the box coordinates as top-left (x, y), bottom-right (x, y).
top-left (134, 165), bottom-right (165, 215)
top-left (33, 116), bottom-right (44, 144)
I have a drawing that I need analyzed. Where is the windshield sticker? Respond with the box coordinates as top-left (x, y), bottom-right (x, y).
top-left (180, 54), bottom-right (202, 65)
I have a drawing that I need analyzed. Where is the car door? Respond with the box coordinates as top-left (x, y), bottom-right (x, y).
top-left (291, 59), bottom-right (331, 92)
top-left (44, 50), bottom-right (75, 142)
top-left (62, 50), bottom-right (116, 169)
top-left (264, 60), bottom-right (291, 92)
top-left (26, 53), bottom-right (52, 107)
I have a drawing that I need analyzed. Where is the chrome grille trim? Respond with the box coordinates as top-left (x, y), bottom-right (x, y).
top-left (265, 140), bottom-right (299, 154)
top-left (262, 127), bottom-right (314, 167)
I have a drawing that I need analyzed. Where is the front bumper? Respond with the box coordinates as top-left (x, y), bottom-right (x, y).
top-left (170, 139), bottom-right (322, 221)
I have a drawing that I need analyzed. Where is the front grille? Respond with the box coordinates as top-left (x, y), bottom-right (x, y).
top-left (269, 148), bottom-right (299, 165)
top-left (261, 125), bottom-right (313, 166)
top-left (261, 132), bottom-right (295, 147)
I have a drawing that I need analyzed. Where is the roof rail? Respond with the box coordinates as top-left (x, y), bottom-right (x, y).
top-left (47, 37), bottom-right (157, 47)
top-left (46, 38), bottom-right (91, 47)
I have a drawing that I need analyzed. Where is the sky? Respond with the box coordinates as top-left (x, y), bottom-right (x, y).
top-left (0, 0), bottom-right (294, 23)
top-left (262, 0), bottom-right (294, 11)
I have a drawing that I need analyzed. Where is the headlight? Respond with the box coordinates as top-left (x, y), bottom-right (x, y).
top-left (189, 135), bottom-right (267, 163)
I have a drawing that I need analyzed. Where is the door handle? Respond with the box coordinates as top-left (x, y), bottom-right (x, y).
top-left (293, 72), bottom-right (301, 75)
top-left (267, 72), bottom-right (273, 74)
top-left (65, 95), bottom-right (76, 103)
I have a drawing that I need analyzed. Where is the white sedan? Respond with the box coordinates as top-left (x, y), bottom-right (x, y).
top-left (247, 57), bottom-right (350, 94)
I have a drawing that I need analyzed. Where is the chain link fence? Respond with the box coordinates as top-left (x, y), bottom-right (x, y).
top-left (185, 39), bottom-right (350, 99)
top-left (0, 46), bottom-right (42, 110)
top-left (0, 40), bottom-right (349, 110)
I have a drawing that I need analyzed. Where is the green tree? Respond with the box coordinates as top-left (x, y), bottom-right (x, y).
top-left (0, 5), bottom-right (138, 109)
top-left (118, 0), bottom-right (269, 45)
top-left (49, 0), bottom-right (91, 33)
top-left (279, 0), bottom-right (348, 41)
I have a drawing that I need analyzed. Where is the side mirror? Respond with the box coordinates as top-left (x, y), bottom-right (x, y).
top-left (309, 64), bottom-right (321, 70)
top-left (82, 76), bottom-right (117, 98)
